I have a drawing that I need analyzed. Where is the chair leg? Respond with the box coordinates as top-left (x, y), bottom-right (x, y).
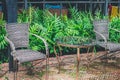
top-left (14, 71), bottom-right (17, 80)
top-left (54, 46), bottom-right (61, 73)
top-left (13, 60), bottom-right (18, 80)
top-left (101, 49), bottom-right (108, 74)
top-left (45, 56), bottom-right (49, 80)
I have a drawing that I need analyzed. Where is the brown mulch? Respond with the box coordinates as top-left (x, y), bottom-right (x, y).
top-left (0, 51), bottom-right (120, 80)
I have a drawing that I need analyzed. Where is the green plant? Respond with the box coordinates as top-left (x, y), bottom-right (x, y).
top-left (18, 7), bottom-right (96, 54)
top-left (0, 14), bottom-right (8, 63)
top-left (19, 7), bottom-right (115, 54)
top-left (0, 26), bottom-right (7, 49)
top-left (17, 9), bottom-right (29, 23)
top-left (94, 10), bottom-right (108, 20)
top-left (0, 14), bottom-right (7, 50)
top-left (65, 7), bottom-right (94, 38)
top-left (109, 16), bottom-right (120, 42)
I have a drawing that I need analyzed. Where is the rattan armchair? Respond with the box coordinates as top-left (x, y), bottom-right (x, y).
top-left (5, 23), bottom-right (49, 80)
top-left (93, 19), bottom-right (120, 59)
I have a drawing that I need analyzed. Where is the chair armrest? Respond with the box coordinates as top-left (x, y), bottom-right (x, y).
top-left (30, 33), bottom-right (49, 56)
top-left (93, 29), bottom-right (107, 43)
top-left (5, 37), bottom-right (16, 56)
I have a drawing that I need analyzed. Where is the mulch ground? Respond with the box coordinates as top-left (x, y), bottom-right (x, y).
top-left (0, 51), bottom-right (120, 80)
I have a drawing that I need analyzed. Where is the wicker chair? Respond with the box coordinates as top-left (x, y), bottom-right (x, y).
top-left (5, 23), bottom-right (49, 80)
top-left (93, 19), bottom-right (120, 59)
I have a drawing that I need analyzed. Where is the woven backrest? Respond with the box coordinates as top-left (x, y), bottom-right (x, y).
top-left (6, 23), bottom-right (29, 48)
top-left (93, 19), bottom-right (109, 41)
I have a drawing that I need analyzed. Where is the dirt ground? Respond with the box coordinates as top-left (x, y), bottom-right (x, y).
top-left (0, 51), bottom-right (120, 80)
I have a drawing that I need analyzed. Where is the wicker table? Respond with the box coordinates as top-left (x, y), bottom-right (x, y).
top-left (54, 37), bottom-right (95, 80)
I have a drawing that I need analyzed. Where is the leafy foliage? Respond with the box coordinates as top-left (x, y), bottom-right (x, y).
top-left (17, 7), bottom-right (120, 54)
top-left (0, 6), bottom-right (120, 64)
top-left (0, 14), bottom-right (7, 50)
top-left (64, 7), bottom-right (94, 38)
top-left (17, 7), bottom-right (99, 54)
top-left (109, 17), bottom-right (120, 42)
top-left (0, 14), bottom-right (8, 63)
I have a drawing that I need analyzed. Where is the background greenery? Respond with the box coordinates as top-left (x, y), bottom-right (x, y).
top-left (0, 14), bottom-right (8, 63)
top-left (18, 7), bottom-right (95, 53)
top-left (0, 7), bottom-right (120, 63)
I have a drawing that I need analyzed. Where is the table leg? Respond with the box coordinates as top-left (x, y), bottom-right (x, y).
top-left (54, 46), bottom-right (61, 73)
top-left (91, 46), bottom-right (95, 62)
top-left (76, 48), bottom-right (80, 80)
top-left (87, 47), bottom-right (90, 68)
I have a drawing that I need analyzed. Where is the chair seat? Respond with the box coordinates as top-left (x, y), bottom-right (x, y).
top-left (97, 41), bottom-right (120, 52)
top-left (15, 49), bottom-right (46, 63)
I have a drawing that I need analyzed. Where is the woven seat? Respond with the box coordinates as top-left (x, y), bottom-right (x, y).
top-left (5, 23), bottom-right (49, 80)
top-left (93, 19), bottom-right (120, 58)
top-left (15, 49), bottom-right (46, 63)
top-left (96, 42), bottom-right (120, 52)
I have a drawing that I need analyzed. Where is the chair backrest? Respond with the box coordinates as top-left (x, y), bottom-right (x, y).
top-left (93, 19), bottom-right (109, 41)
top-left (5, 23), bottom-right (29, 48)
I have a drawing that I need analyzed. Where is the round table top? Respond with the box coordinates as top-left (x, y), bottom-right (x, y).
top-left (56, 36), bottom-right (95, 48)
